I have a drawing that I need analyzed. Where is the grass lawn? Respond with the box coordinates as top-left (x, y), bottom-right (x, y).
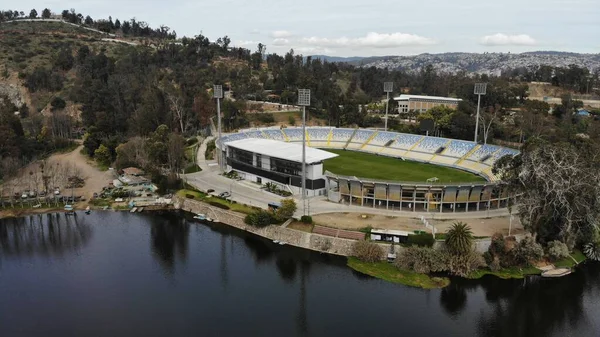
top-left (554, 250), bottom-right (586, 268)
top-left (347, 257), bottom-right (450, 289)
top-left (323, 149), bottom-right (485, 183)
top-left (177, 189), bottom-right (256, 215)
top-left (468, 266), bottom-right (541, 280)
top-left (287, 221), bottom-right (314, 233)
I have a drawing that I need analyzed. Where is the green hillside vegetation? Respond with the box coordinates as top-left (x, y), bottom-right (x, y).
top-left (323, 149), bottom-right (486, 182)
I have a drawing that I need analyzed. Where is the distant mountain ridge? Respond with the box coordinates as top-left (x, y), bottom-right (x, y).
top-left (310, 51), bottom-right (600, 75)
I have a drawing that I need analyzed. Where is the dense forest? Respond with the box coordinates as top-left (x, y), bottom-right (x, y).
top-left (0, 7), bottom-right (599, 183)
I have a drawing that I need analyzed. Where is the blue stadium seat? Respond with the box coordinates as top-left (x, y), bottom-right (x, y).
top-left (331, 128), bottom-right (354, 142)
top-left (307, 127), bottom-right (331, 141)
top-left (282, 128), bottom-right (304, 141)
top-left (351, 130), bottom-right (375, 143)
top-left (392, 134), bottom-right (422, 149)
top-left (443, 140), bottom-right (476, 158)
top-left (415, 137), bottom-right (447, 153)
top-left (370, 131), bottom-right (397, 146)
top-left (263, 129), bottom-right (285, 141)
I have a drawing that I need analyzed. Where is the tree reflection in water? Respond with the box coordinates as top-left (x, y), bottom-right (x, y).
top-left (150, 215), bottom-right (190, 274)
top-left (439, 264), bottom-right (600, 337)
top-left (0, 213), bottom-right (92, 258)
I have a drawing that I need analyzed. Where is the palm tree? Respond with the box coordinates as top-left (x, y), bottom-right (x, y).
top-left (445, 222), bottom-right (473, 255)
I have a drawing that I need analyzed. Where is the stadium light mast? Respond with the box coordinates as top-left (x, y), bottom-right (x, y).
top-left (298, 89), bottom-right (311, 216)
top-left (473, 83), bottom-right (487, 143)
top-left (214, 85), bottom-right (223, 172)
top-left (384, 82), bottom-right (393, 131)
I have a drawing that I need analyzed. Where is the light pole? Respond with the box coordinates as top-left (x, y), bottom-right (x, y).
top-left (214, 85), bottom-right (223, 172)
top-left (384, 82), bottom-right (393, 131)
top-left (298, 89), bottom-right (311, 216)
top-left (473, 83), bottom-right (487, 143)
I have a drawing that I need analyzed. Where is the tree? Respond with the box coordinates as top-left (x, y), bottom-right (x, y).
top-left (94, 144), bottom-right (112, 166)
top-left (55, 48), bottom-right (74, 71)
top-left (114, 18), bottom-right (121, 29)
top-left (84, 15), bottom-right (93, 25)
top-left (494, 139), bottom-right (600, 247)
top-left (479, 104), bottom-right (499, 144)
top-left (29, 9), bottom-right (37, 18)
top-left (352, 240), bottom-right (384, 263)
top-left (276, 199), bottom-right (297, 220)
top-left (41, 8), bottom-right (51, 19)
top-left (50, 96), bottom-right (66, 110)
top-left (445, 222), bottom-right (474, 255)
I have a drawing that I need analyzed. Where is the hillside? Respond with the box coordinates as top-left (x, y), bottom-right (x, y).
top-left (361, 52), bottom-right (600, 75)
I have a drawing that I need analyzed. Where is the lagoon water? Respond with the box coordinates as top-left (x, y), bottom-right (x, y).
top-left (1, 211), bottom-right (599, 337)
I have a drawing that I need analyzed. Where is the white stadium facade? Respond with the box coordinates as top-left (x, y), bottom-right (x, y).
top-left (217, 127), bottom-right (520, 213)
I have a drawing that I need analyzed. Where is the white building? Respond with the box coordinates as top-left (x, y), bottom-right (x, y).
top-left (394, 94), bottom-right (462, 113)
top-left (224, 138), bottom-right (338, 196)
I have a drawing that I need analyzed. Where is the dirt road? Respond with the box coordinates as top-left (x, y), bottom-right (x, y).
top-left (1, 145), bottom-right (114, 201)
top-left (312, 212), bottom-right (524, 237)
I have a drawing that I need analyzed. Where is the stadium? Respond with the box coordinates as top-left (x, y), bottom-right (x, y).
top-left (217, 127), bottom-right (520, 214)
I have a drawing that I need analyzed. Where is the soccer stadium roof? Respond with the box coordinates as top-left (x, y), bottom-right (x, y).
top-left (225, 138), bottom-right (338, 164)
top-left (393, 94), bottom-right (462, 102)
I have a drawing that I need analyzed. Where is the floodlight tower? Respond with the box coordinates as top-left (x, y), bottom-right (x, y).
top-left (298, 89), bottom-right (311, 216)
top-left (384, 82), bottom-right (393, 131)
top-left (473, 83), bottom-right (487, 143)
top-left (214, 85), bottom-right (223, 171)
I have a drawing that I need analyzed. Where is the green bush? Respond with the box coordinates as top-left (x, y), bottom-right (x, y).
top-left (300, 215), bottom-right (313, 224)
top-left (407, 233), bottom-right (435, 247)
top-left (288, 116), bottom-right (296, 125)
top-left (186, 137), bottom-right (199, 146)
top-left (183, 164), bottom-right (201, 174)
top-left (205, 139), bottom-right (216, 160)
top-left (547, 240), bottom-right (570, 260)
top-left (396, 246), bottom-right (448, 274)
top-left (515, 236), bottom-right (544, 265)
top-left (352, 241), bottom-right (384, 263)
top-left (208, 201), bottom-right (230, 210)
top-left (185, 194), bottom-right (195, 199)
top-left (257, 113), bottom-right (275, 124)
top-left (244, 210), bottom-right (277, 227)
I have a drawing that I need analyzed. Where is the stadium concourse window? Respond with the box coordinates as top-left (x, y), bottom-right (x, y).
top-left (270, 157), bottom-right (301, 176)
top-left (231, 148), bottom-right (253, 166)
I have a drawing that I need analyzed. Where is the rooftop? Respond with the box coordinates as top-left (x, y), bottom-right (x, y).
top-left (393, 94), bottom-right (462, 102)
top-left (225, 138), bottom-right (338, 164)
top-left (371, 229), bottom-right (413, 237)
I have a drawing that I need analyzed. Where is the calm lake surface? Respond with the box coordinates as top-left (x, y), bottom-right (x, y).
top-left (1, 211), bottom-right (599, 337)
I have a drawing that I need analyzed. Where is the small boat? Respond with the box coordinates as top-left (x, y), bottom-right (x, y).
top-left (273, 240), bottom-right (280, 244)
top-left (206, 217), bottom-right (213, 222)
top-left (278, 241), bottom-right (287, 246)
top-left (130, 207), bottom-right (138, 213)
top-left (193, 213), bottom-right (206, 221)
top-left (85, 206), bottom-right (91, 214)
top-left (64, 205), bottom-right (75, 215)
top-left (137, 207), bottom-right (144, 213)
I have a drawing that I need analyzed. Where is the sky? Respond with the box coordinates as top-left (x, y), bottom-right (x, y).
top-left (5, 0), bottom-right (600, 56)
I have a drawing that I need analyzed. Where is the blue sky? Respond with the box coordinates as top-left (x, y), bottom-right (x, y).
top-left (7, 0), bottom-right (600, 56)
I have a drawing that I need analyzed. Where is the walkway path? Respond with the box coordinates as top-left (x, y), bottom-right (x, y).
top-left (196, 136), bottom-right (215, 171)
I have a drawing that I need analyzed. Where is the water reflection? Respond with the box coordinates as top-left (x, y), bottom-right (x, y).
top-left (435, 264), bottom-right (600, 337)
top-left (150, 215), bottom-right (190, 274)
top-left (0, 213), bottom-right (92, 257)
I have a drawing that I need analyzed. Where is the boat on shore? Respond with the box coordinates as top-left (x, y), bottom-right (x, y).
top-left (273, 240), bottom-right (280, 244)
top-left (64, 205), bottom-right (75, 215)
top-left (193, 213), bottom-right (206, 221)
top-left (85, 206), bottom-right (91, 214)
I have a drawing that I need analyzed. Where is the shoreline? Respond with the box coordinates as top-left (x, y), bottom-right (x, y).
top-left (1, 200), bottom-right (584, 289)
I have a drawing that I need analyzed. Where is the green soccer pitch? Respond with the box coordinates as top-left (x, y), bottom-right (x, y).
top-left (322, 149), bottom-right (487, 183)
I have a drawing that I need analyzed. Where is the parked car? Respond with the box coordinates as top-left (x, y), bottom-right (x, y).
top-left (28, 190), bottom-right (37, 197)
top-left (219, 191), bottom-right (231, 198)
top-left (93, 192), bottom-right (98, 199)
top-left (207, 189), bottom-right (215, 194)
top-left (39, 191), bottom-right (46, 197)
top-left (21, 192), bottom-right (29, 199)
top-left (54, 189), bottom-right (60, 195)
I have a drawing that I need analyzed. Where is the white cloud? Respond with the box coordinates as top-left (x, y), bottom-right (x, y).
top-left (234, 40), bottom-right (259, 47)
top-left (249, 29), bottom-right (260, 35)
top-left (480, 33), bottom-right (536, 46)
top-left (271, 30), bottom-right (293, 38)
top-left (300, 32), bottom-right (436, 48)
top-left (272, 38), bottom-right (289, 46)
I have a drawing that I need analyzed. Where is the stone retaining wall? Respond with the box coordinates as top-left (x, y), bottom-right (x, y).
top-left (176, 196), bottom-right (356, 256)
